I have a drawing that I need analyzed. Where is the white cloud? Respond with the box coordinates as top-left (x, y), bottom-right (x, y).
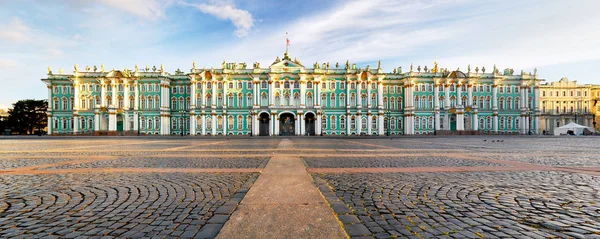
top-left (0, 17), bottom-right (30, 42)
top-left (185, 1), bottom-right (254, 37)
top-left (94, 0), bottom-right (168, 20)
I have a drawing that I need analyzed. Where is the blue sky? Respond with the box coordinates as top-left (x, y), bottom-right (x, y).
top-left (0, 0), bottom-right (599, 109)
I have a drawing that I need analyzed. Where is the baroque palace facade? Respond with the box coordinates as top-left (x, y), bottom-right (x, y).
top-left (41, 52), bottom-right (544, 136)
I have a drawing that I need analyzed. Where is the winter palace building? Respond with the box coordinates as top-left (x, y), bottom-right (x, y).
top-left (41, 52), bottom-right (544, 136)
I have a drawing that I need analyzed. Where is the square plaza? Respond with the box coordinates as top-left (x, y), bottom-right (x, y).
top-left (0, 136), bottom-right (599, 238)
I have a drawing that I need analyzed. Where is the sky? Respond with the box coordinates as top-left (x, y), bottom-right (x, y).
top-left (0, 0), bottom-right (599, 109)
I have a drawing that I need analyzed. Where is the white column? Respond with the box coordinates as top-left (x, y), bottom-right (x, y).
top-left (315, 113), bottom-right (321, 135)
top-left (124, 82), bottom-right (130, 109)
top-left (202, 114), bottom-right (207, 135)
top-left (124, 114), bottom-right (129, 131)
top-left (74, 80), bottom-right (79, 110)
top-left (300, 79), bottom-right (306, 108)
top-left (223, 79), bottom-right (228, 108)
top-left (434, 83), bottom-right (440, 109)
top-left (300, 113), bottom-right (306, 135)
top-left (473, 112), bottom-right (479, 131)
top-left (314, 81), bottom-right (319, 107)
top-left (269, 81), bottom-right (274, 106)
top-left (357, 114), bottom-right (362, 135)
top-left (101, 82), bottom-right (107, 107)
top-left (346, 80), bottom-right (351, 106)
top-left (212, 81), bottom-right (217, 108)
top-left (377, 81), bottom-right (383, 108)
top-left (492, 84), bottom-right (498, 133)
top-left (94, 112), bottom-right (100, 131)
top-left (270, 113), bottom-right (274, 136)
top-left (223, 114), bottom-right (227, 135)
top-left (444, 83), bottom-right (450, 108)
top-left (47, 116), bottom-right (53, 134)
top-left (347, 114), bottom-right (351, 135)
top-left (134, 83), bottom-right (139, 110)
top-left (435, 111), bottom-right (440, 130)
top-left (367, 113), bottom-right (372, 135)
top-left (357, 81), bottom-right (362, 108)
top-left (73, 115), bottom-right (79, 133)
top-left (367, 81), bottom-right (372, 108)
top-left (457, 82), bottom-right (462, 106)
top-left (133, 112), bottom-right (139, 131)
top-left (467, 84), bottom-right (473, 106)
top-left (202, 81), bottom-right (207, 108)
top-left (212, 114), bottom-right (217, 135)
top-left (190, 114), bottom-right (196, 135)
top-left (111, 82), bottom-right (117, 107)
top-left (378, 114), bottom-right (384, 135)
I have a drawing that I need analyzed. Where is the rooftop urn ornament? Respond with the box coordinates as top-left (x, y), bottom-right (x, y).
top-left (335, 62), bottom-right (339, 69)
top-left (366, 65), bottom-right (371, 71)
top-left (59, 68), bottom-right (64, 74)
top-left (145, 66), bottom-right (149, 72)
top-left (47, 66), bottom-right (52, 75)
top-left (152, 65), bottom-right (157, 72)
top-left (326, 62), bottom-right (330, 69)
top-left (85, 65), bottom-right (90, 71)
top-left (475, 66), bottom-right (479, 73)
top-left (468, 64), bottom-right (471, 73)
top-left (393, 68), bottom-right (397, 74)
top-left (424, 65), bottom-right (428, 72)
top-left (93, 65), bottom-right (97, 72)
top-left (482, 66), bottom-right (486, 73)
top-left (417, 65), bottom-right (421, 72)
top-left (398, 66), bottom-right (402, 74)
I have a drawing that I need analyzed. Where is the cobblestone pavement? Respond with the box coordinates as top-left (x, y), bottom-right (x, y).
top-left (0, 173), bottom-right (258, 238)
top-left (1, 136), bottom-right (600, 238)
top-left (303, 156), bottom-right (507, 168)
top-left (314, 172), bottom-right (600, 239)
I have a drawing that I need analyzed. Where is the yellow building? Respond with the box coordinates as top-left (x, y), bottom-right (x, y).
top-left (539, 77), bottom-right (595, 134)
top-left (592, 86), bottom-right (600, 131)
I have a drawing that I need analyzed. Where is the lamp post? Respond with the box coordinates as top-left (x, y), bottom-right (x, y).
top-left (386, 109), bottom-right (391, 136)
top-left (249, 110), bottom-right (253, 137)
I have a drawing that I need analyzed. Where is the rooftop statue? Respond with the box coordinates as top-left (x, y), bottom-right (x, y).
top-left (417, 65), bottom-right (421, 72)
top-left (161, 64), bottom-right (165, 72)
top-left (424, 65), bottom-right (428, 72)
top-left (345, 60), bottom-right (350, 70)
top-left (432, 61), bottom-right (438, 73)
top-left (326, 62), bottom-right (330, 69)
top-left (467, 64), bottom-right (471, 73)
top-left (152, 65), bottom-right (157, 72)
top-left (398, 66), bottom-right (402, 74)
top-left (410, 64), bottom-right (413, 72)
top-left (59, 68), bottom-right (64, 74)
top-left (74, 64), bottom-right (79, 72)
top-left (335, 62), bottom-right (339, 69)
top-left (135, 64), bottom-right (139, 72)
top-left (222, 60), bottom-right (226, 69)
top-left (101, 63), bottom-right (105, 72)
top-left (93, 65), bottom-right (97, 72)
top-left (393, 68), bottom-right (397, 74)
top-left (482, 66), bottom-right (486, 73)
top-left (475, 66), bottom-right (479, 73)
top-left (192, 60), bottom-right (196, 69)
top-left (377, 60), bottom-right (381, 69)
top-left (85, 65), bottom-right (90, 71)
top-left (145, 66), bottom-right (149, 72)
top-left (47, 66), bottom-right (52, 75)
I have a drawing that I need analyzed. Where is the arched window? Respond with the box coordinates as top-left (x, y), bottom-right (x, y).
top-left (246, 93), bottom-right (252, 107)
top-left (180, 97), bottom-right (185, 110)
top-left (147, 96), bottom-right (152, 110)
top-left (515, 117), bottom-right (520, 130)
top-left (340, 116), bottom-right (345, 130)
top-left (237, 116), bottom-right (243, 130)
top-left (217, 116), bottom-right (223, 130)
top-left (293, 93), bottom-right (300, 107)
top-left (361, 117), bottom-right (367, 130)
top-left (500, 117), bottom-right (505, 130)
top-left (307, 93), bottom-right (313, 107)
top-left (261, 93), bottom-right (268, 106)
top-left (206, 93), bottom-right (212, 106)
top-left (217, 94), bottom-right (223, 107)
top-left (340, 94), bottom-right (346, 107)
top-left (307, 82), bottom-right (313, 88)
top-left (390, 117), bottom-right (396, 130)
top-left (499, 97), bottom-right (504, 110)
top-left (275, 81), bottom-right (280, 88)
top-left (330, 94), bottom-right (336, 108)
top-left (326, 115), bottom-right (332, 130)
top-left (294, 81), bottom-right (299, 89)
top-left (284, 93), bottom-right (290, 106)
top-left (228, 82), bottom-right (234, 89)
top-left (207, 117), bottom-right (213, 130)
top-left (321, 94), bottom-right (327, 108)
top-left (284, 81), bottom-right (290, 89)
top-left (261, 81), bottom-right (267, 88)
top-left (350, 116), bottom-right (356, 129)
top-left (275, 93), bottom-right (281, 106)
top-left (486, 117), bottom-right (492, 129)
top-left (361, 94), bottom-right (367, 107)
top-left (228, 116), bottom-right (234, 130)
top-left (372, 116), bottom-right (377, 130)
top-left (350, 93), bottom-right (356, 107)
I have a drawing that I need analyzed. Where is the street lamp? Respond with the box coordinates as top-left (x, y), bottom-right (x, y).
top-left (179, 110), bottom-right (186, 136)
top-left (386, 109), bottom-right (391, 136)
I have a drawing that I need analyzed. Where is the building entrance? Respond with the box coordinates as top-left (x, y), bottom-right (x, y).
top-left (259, 112), bottom-right (270, 136)
top-left (280, 113), bottom-right (295, 136)
top-left (305, 112), bottom-right (316, 136)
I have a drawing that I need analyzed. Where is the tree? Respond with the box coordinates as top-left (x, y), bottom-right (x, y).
top-left (7, 99), bottom-right (48, 135)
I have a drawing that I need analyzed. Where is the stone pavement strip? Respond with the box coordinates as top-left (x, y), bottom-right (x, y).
top-left (217, 139), bottom-right (348, 239)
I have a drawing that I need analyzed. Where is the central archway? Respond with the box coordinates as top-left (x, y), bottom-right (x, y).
top-left (304, 112), bottom-right (316, 136)
top-left (259, 112), bottom-right (270, 136)
top-left (279, 113), bottom-right (295, 136)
